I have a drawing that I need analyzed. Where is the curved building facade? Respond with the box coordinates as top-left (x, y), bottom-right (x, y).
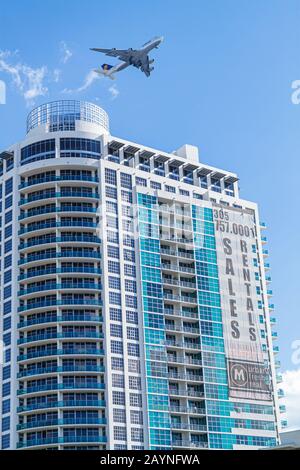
top-left (0, 101), bottom-right (283, 450)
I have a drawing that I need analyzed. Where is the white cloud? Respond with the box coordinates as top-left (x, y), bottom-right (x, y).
top-left (108, 83), bottom-right (120, 100)
top-left (0, 50), bottom-right (48, 105)
top-left (60, 41), bottom-right (72, 64)
top-left (281, 369), bottom-right (300, 430)
top-left (62, 70), bottom-right (101, 94)
top-left (53, 68), bottom-right (61, 83)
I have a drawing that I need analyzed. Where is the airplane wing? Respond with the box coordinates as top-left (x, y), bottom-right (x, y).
top-left (139, 55), bottom-right (154, 77)
top-left (90, 47), bottom-right (136, 61)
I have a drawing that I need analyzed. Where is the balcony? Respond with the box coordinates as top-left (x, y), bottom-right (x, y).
top-left (17, 417), bottom-right (107, 431)
top-left (172, 440), bottom-right (208, 449)
top-left (17, 364), bottom-right (105, 378)
top-left (168, 372), bottom-right (203, 382)
top-left (18, 282), bottom-right (102, 297)
top-left (19, 191), bottom-right (99, 206)
top-left (17, 435), bottom-right (107, 448)
top-left (19, 174), bottom-right (99, 190)
top-left (17, 348), bottom-right (105, 362)
top-left (18, 314), bottom-right (103, 329)
top-left (19, 235), bottom-right (101, 250)
top-left (18, 330), bottom-right (103, 345)
top-left (17, 382), bottom-right (105, 395)
top-left (17, 400), bottom-right (106, 413)
top-left (19, 220), bottom-right (98, 235)
top-left (169, 405), bottom-right (206, 415)
top-left (164, 308), bottom-right (198, 320)
top-left (19, 266), bottom-right (101, 281)
top-left (18, 298), bottom-right (102, 312)
top-left (171, 421), bottom-right (206, 432)
top-left (167, 355), bottom-right (202, 366)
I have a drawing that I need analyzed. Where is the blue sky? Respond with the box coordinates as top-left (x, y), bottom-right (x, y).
top-left (0, 0), bottom-right (299, 426)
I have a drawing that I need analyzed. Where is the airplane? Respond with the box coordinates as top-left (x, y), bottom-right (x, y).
top-left (90, 36), bottom-right (164, 80)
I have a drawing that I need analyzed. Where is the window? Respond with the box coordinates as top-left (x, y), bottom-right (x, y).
top-left (112, 391), bottom-right (125, 405)
top-left (5, 210), bottom-right (12, 225)
top-left (131, 428), bottom-right (144, 442)
top-left (4, 255), bottom-right (12, 269)
top-left (125, 279), bottom-right (136, 292)
top-left (123, 249), bottom-right (135, 262)
top-left (111, 340), bottom-right (123, 354)
top-left (129, 376), bottom-right (141, 390)
top-left (108, 245), bottom-right (120, 259)
top-left (110, 324), bottom-right (123, 338)
top-left (60, 138), bottom-right (101, 159)
top-left (109, 276), bottom-right (121, 290)
top-left (110, 308), bottom-right (122, 322)
top-left (109, 292), bottom-right (121, 305)
top-left (193, 192), bottom-right (203, 200)
top-left (105, 168), bottom-right (117, 185)
top-left (128, 343), bottom-right (140, 357)
top-left (1, 434), bottom-right (10, 449)
top-left (2, 382), bottom-right (10, 397)
top-left (106, 186), bottom-right (117, 199)
top-left (136, 177), bottom-right (147, 187)
top-left (112, 374), bottom-right (125, 388)
top-left (4, 225), bottom-right (12, 239)
top-left (21, 140), bottom-right (55, 165)
top-left (114, 426), bottom-right (127, 441)
top-left (120, 173), bottom-right (132, 189)
top-left (126, 311), bottom-right (138, 324)
top-left (108, 260), bottom-right (120, 274)
top-left (128, 359), bottom-right (140, 373)
top-left (111, 357), bottom-right (124, 370)
top-left (113, 408), bottom-right (126, 423)
top-left (124, 264), bottom-right (136, 277)
top-left (150, 181), bottom-right (161, 190)
top-left (165, 185), bottom-right (176, 193)
top-left (2, 399), bottom-right (10, 414)
top-left (4, 239), bottom-right (12, 253)
top-left (2, 366), bottom-right (11, 381)
top-left (3, 301), bottom-right (11, 315)
top-left (3, 317), bottom-right (11, 331)
top-left (5, 195), bottom-right (12, 209)
top-left (4, 285), bottom-right (11, 299)
top-left (4, 269), bottom-right (11, 284)
top-left (179, 189), bottom-right (190, 196)
top-left (5, 178), bottom-right (13, 195)
top-left (129, 393), bottom-right (142, 407)
top-left (121, 190), bottom-right (132, 203)
top-left (127, 327), bottom-right (139, 340)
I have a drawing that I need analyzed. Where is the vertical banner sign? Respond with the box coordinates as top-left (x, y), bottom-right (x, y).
top-left (213, 206), bottom-right (271, 401)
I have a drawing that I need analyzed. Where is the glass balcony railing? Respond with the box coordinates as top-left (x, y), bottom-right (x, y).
top-left (17, 364), bottom-right (105, 378)
top-left (17, 435), bottom-right (107, 448)
top-left (18, 266), bottom-right (101, 281)
top-left (19, 175), bottom-right (99, 189)
top-left (19, 192), bottom-right (99, 205)
top-left (18, 314), bottom-right (103, 329)
top-left (19, 221), bottom-right (98, 234)
top-left (18, 400), bottom-right (106, 413)
top-left (19, 206), bottom-right (97, 220)
top-left (18, 282), bottom-right (102, 296)
top-left (18, 298), bottom-right (103, 312)
top-left (18, 348), bottom-right (105, 361)
top-left (19, 235), bottom-right (101, 249)
top-left (17, 417), bottom-right (107, 431)
top-left (19, 251), bottom-right (101, 265)
top-left (18, 330), bottom-right (104, 344)
top-left (17, 382), bottom-right (105, 395)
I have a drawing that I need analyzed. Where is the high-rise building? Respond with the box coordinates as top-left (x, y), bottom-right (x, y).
top-left (0, 100), bottom-right (283, 450)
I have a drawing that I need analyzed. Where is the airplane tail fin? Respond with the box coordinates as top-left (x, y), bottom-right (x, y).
top-left (94, 64), bottom-right (116, 80)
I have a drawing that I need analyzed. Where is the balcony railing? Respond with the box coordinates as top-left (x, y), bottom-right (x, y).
top-left (19, 175), bottom-right (99, 189)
